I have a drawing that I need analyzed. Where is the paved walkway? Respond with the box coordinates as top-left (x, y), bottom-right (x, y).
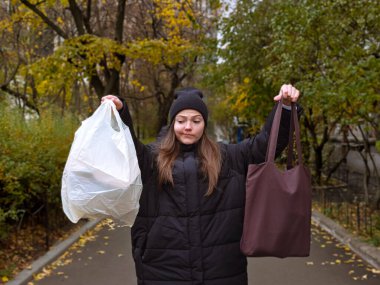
top-left (25, 219), bottom-right (379, 285)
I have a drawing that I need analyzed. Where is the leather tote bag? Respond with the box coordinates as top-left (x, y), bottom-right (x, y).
top-left (240, 101), bottom-right (312, 258)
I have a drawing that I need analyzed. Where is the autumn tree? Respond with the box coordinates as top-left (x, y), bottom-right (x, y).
top-left (210, 0), bottom-right (380, 195)
top-left (0, 0), bottom-right (218, 133)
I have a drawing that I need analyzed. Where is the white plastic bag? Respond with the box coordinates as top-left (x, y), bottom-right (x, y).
top-left (61, 100), bottom-right (142, 226)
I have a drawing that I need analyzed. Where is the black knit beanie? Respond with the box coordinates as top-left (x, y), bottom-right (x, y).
top-left (169, 87), bottom-right (208, 124)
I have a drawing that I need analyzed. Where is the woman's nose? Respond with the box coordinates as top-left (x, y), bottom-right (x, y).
top-left (185, 121), bottom-right (192, 130)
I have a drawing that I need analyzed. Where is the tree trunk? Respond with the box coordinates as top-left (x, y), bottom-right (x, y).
top-left (157, 98), bottom-right (172, 133)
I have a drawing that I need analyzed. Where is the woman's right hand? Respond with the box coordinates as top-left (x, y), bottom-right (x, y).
top-left (101, 95), bottom-right (123, 111)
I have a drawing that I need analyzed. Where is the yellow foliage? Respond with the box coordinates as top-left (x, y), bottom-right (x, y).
top-left (128, 37), bottom-right (201, 66)
top-left (56, 16), bottom-right (64, 25)
top-left (2, 0), bottom-right (208, 112)
top-left (153, 0), bottom-right (196, 39)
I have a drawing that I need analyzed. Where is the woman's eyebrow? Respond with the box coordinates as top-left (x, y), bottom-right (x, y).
top-left (176, 115), bottom-right (203, 119)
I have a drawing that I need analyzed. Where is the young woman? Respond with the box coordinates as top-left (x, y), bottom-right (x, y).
top-left (102, 84), bottom-right (300, 285)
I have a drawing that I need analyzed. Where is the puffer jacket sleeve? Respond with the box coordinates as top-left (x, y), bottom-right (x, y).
top-left (225, 103), bottom-right (302, 175)
top-left (117, 99), bottom-right (154, 183)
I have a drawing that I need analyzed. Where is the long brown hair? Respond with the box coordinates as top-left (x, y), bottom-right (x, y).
top-left (156, 124), bottom-right (221, 196)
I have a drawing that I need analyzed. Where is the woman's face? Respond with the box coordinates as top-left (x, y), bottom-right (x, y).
top-left (174, 109), bottom-right (205, 145)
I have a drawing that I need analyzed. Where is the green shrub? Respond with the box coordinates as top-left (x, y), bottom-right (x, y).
top-left (0, 104), bottom-right (79, 240)
top-left (376, 140), bottom-right (380, 153)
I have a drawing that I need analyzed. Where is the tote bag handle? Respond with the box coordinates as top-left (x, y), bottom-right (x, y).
top-left (265, 100), bottom-right (303, 166)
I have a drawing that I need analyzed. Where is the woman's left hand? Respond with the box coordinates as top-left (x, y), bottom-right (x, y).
top-left (101, 95), bottom-right (123, 110)
top-left (273, 84), bottom-right (300, 106)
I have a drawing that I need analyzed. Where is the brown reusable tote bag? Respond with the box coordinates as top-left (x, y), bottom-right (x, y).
top-left (240, 101), bottom-right (312, 258)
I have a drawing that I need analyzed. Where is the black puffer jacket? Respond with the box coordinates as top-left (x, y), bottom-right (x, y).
top-left (119, 103), bottom-right (294, 285)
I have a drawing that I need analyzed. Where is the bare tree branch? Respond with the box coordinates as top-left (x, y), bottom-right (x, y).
top-left (68, 0), bottom-right (86, 35)
top-left (1, 85), bottom-right (40, 115)
top-left (83, 0), bottom-right (93, 33)
top-left (0, 62), bottom-right (20, 88)
top-left (115, 0), bottom-right (127, 42)
top-left (20, 0), bottom-right (68, 39)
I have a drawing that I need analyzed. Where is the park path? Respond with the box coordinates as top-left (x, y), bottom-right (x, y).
top-left (30, 219), bottom-right (380, 285)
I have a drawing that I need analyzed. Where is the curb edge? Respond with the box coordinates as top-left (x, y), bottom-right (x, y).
top-left (6, 218), bottom-right (101, 285)
top-left (312, 210), bottom-right (380, 270)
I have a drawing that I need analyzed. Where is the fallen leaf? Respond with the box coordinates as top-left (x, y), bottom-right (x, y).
top-left (369, 268), bottom-right (380, 274)
top-left (97, 250), bottom-right (106, 254)
top-left (34, 273), bottom-right (45, 281)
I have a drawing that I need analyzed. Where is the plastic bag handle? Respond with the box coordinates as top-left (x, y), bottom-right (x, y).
top-left (102, 99), bottom-right (125, 132)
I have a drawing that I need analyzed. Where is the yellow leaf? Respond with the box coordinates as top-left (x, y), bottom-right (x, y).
top-left (34, 273), bottom-right (45, 281)
top-left (2, 276), bottom-right (9, 282)
top-left (57, 17), bottom-right (64, 25)
top-left (369, 268), bottom-right (380, 274)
